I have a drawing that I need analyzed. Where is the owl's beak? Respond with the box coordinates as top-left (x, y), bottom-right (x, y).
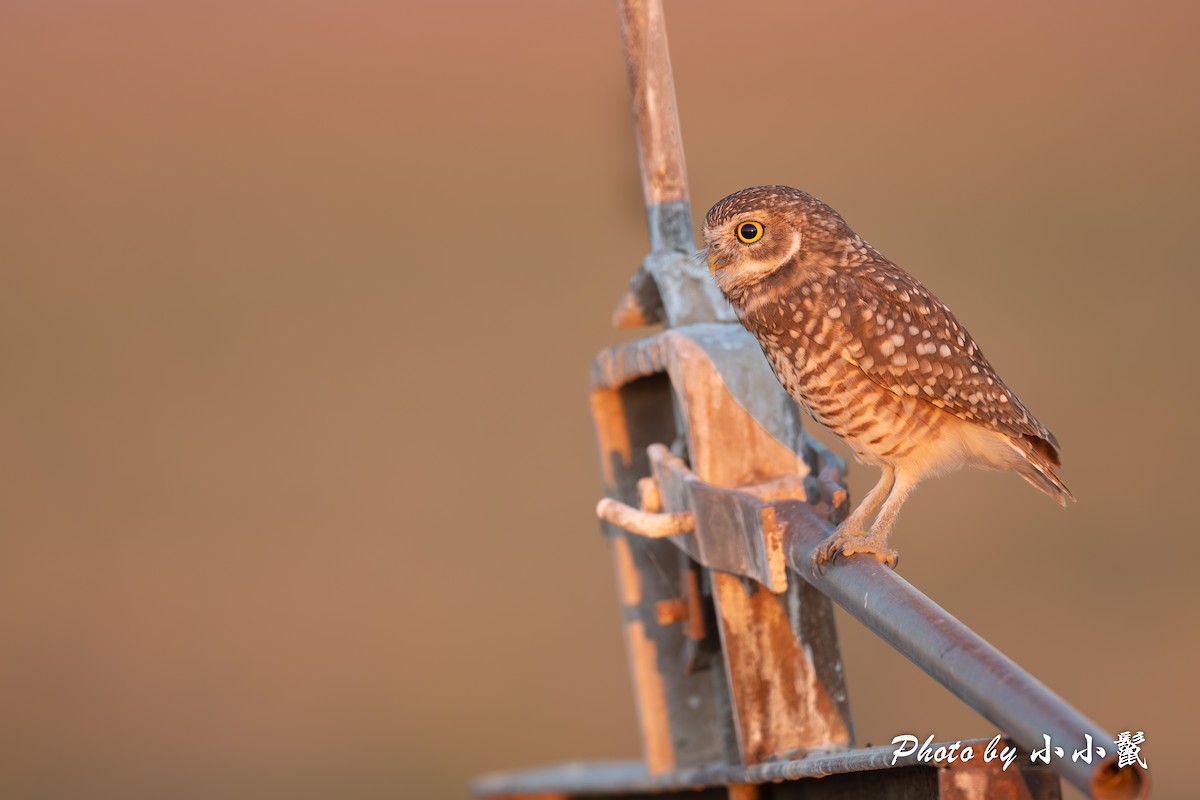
top-left (706, 252), bottom-right (726, 274)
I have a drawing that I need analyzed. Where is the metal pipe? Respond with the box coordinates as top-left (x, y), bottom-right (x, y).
top-left (777, 500), bottom-right (1148, 800)
top-left (616, 0), bottom-right (693, 254)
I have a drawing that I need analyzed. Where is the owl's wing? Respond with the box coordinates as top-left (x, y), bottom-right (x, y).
top-left (832, 262), bottom-right (1059, 456)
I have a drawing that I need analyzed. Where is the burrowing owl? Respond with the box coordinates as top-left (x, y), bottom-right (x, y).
top-left (702, 185), bottom-right (1071, 572)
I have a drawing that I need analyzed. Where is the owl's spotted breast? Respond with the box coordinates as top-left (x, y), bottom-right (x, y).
top-left (702, 184), bottom-right (1071, 572)
top-left (741, 280), bottom-right (950, 466)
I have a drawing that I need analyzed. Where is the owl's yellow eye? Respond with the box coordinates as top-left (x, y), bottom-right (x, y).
top-left (736, 221), bottom-right (764, 244)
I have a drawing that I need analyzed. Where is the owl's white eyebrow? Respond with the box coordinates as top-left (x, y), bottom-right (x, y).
top-left (782, 231), bottom-right (803, 263)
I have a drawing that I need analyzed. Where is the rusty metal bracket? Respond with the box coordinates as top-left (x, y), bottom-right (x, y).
top-left (592, 322), bottom-right (855, 769)
top-left (598, 458), bottom-right (1149, 800)
top-left (599, 445), bottom-right (786, 592)
top-left (597, 441), bottom-right (850, 594)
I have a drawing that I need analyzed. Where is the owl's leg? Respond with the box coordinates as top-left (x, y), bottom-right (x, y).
top-left (811, 465), bottom-right (895, 575)
top-left (837, 470), bottom-right (919, 569)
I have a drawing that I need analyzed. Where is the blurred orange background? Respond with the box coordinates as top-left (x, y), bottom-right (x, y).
top-left (2, 1), bottom-right (1195, 798)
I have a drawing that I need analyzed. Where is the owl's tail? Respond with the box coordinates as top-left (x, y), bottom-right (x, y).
top-left (1006, 434), bottom-right (1074, 507)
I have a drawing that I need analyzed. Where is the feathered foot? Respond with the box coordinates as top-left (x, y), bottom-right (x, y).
top-left (811, 525), bottom-right (899, 576)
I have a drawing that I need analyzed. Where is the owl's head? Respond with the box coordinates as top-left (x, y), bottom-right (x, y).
top-left (702, 185), bottom-right (849, 297)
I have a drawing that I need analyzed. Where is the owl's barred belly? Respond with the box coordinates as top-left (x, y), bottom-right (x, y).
top-left (765, 346), bottom-right (944, 466)
top-left (706, 184), bottom-right (1071, 524)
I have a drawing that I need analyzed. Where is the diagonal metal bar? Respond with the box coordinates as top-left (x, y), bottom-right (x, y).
top-left (616, 0), bottom-right (691, 247)
top-left (613, 0), bottom-right (732, 328)
top-left (776, 499), bottom-right (1149, 800)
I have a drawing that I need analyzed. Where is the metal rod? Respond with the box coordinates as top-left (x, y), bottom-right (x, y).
top-left (616, 0), bottom-right (693, 253)
top-left (776, 500), bottom-right (1149, 800)
top-left (474, 738), bottom-right (1049, 797)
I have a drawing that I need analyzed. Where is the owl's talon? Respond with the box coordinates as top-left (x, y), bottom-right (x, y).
top-left (840, 538), bottom-right (900, 570)
top-left (810, 528), bottom-right (899, 576)
top-left (809, 527), bottom-right (863, 576)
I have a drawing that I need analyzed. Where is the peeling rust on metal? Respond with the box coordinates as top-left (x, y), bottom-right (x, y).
top-left (712, 572), bottom-right (852, 763)
top-left (589, 387), bottom-right (633, 492)
top-left (596, 497), bottom-right (695, 538)
top-left (590, 325), bottom-right (815, 470)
